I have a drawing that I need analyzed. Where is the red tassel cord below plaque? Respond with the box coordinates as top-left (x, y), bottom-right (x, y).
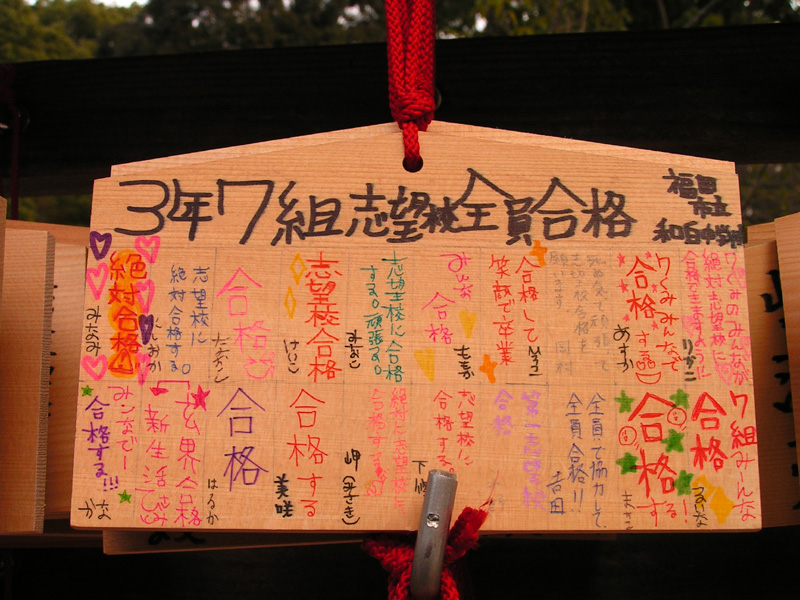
top-left (385, 0), bottom-right (436, 172)
top-left (363, 501), bottom-right (491, 600)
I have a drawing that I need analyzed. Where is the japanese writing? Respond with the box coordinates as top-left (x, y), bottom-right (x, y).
top-left (112, 171), bottom-right (640, 246)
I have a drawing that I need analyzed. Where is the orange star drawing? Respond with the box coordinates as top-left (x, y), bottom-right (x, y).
top-left (529, 240), bottom-right (548, 267)
top-left (479, 354), bottom-right (498, 384)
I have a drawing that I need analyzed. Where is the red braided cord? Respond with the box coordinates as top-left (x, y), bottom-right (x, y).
top-left (444, 506), bottom-right (489, 565)
top-left (385, 0), bottom-right (436, 171)
top-left (362, 535), bottom-right (415, 599)
top-left (363, 505), bottom-right (490, 599)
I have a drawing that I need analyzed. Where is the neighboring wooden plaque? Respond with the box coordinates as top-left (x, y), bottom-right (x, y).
top-left (0, 198), bottom-right (6, 328)
top-left (775, 213), bottom-right (800, 504)
top-left (46, 242), bottom-right (88, 517)
top-left (0, 228), bottom-right (55, 534)
top-left (746, 221), bottom-right (776, 246)
top-left (745, 240), bottom-right (800, 526)
top-left (71, 124), bottom-right (759, 532)
top-left (7, 222), bottom-right (90, 519)
top-left (6, 219), bottom-right (89, 247)
top-left (102, 529), bottom-right (361, 555)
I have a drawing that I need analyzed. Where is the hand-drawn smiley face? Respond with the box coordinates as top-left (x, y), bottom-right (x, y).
top-left (667, 406), bottom-right (687, 427)
top-left (618, 426), bottom-right (637, 446)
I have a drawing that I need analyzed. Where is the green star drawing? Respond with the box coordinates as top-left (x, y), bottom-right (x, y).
top-left (616, 452), bottom-right (638, 474)
top-left (670, 388), bottom-right (689, 409)
top-left (661, 429), bottom-right (685, 453)
top-left (119, 490), bottom-right (132, 504)
top-left (81, 385), bottom-right (94, 397)
top-left (615, 390), bottom-right (635, 413)
top-left (675, 471), bottom-right (694, 496)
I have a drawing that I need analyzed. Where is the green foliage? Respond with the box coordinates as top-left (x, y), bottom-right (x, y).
top-left (739, 163), bottom-right (800, 227)
top-left (96, 0), bottom-right (388, 56)
top-left (464, 0), bottom-right (800, 36)
top-left (469, 0), bottom-right (629, 36)
top-left (37, 0), bottom-right (140, 50)
top-left (0, 0), bottom-right (138, 62)
top-left (1, 0), bottom-right (85, 61)
top-left (12, 194), bottom-right (92, 226)
top-left (619, 0), bottom-right (800, 30)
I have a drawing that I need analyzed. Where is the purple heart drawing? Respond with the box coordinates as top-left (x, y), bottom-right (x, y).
top-left (139, 314), bottom-right (154, 345)
top-left (89, 231), bottom-right (112, 261)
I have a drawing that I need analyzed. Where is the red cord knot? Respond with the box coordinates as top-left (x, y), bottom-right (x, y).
top-left (390, 87), bottom-right (436, 128)
top-left (363, 504), bottom-right (490, 599)
top-left (393, 86), bottom-right (434, 172)
top-left (385, 0), bottom-right (435, 171)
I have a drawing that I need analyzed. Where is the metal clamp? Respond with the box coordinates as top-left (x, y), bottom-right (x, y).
top-left (409, 469), bottom-right (458, 600)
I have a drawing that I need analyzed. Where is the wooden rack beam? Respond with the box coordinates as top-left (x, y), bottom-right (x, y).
top-left (2, 23), bottom-right (799, 197)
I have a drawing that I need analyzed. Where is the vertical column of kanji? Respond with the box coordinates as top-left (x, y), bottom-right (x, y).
top-left (340, 240), bottom-right (412, 529)
top-left (611, 247), bottom-right (688, 529)
top-left (203, 247), bottom-right (278, 527)
top-left (679, 246), bottom-right (757, 527)
top-left (267, 247), bottom-right (346, 527)
top-left (534, 247), bottom-right (611, 530)
top-left (668, 167), bottom-right (758, 529)
top-left (364, 248), bottom-right (410, 526)
top-left (457, 248), bottom-right (518, 528)
top-left (75, 232), bottom-right (163, 527)
top-left (126, 242), bottom-right (215, 530)
top-left (415, 249), bottom-right (480, 480)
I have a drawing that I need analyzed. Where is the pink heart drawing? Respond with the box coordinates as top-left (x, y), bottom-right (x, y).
top-left (82, 354), bottom-right (108, 381)
top-left (137, 352), bottom-right (150, 386)
top-left (135, 279), bottom-right (155, 313)
top-left (135, 235), bottom-right (160, 264)
top-left (89, 231), bottom-right (112, 261)
top-left (86, 263), bottom-right (109, 300)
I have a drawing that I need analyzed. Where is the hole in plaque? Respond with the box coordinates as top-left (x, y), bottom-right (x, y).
top-left (403, 156), bottom-right (423, 173)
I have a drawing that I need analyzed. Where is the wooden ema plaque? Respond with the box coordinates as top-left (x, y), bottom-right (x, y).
top-left (70, 123), bottom-right (759, 532)
top-left (744, 239), bottom-right (800, 526)
top-left (6, 221), bottom-right (91, 519)
top-left (774, 212), bottom-right (800, 508)
top-left (0, 227), bottom-right (55, 534)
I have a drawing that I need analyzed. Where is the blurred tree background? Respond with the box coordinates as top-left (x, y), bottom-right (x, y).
top-left (1, 0), bottom-right (799, 227)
